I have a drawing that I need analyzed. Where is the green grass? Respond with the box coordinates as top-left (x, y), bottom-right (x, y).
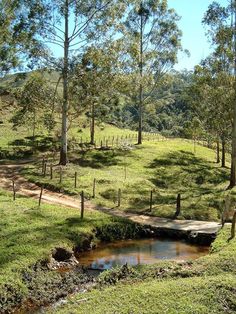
top-left (0, 189), bottom-right (119, 289)
top-left (22, 139), bottom-right (234, 221)
top-left (50, 226), bottom-right (236, 314)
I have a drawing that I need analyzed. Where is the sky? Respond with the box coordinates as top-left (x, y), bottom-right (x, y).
top-left (169, 0), bottom-right (229, 71)
top-left (50, 0), bottom-right (230, 72)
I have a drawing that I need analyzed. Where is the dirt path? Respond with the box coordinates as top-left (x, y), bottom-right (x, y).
top-left (0, 161), bottom-right (223, 235)
top-left (0, 161), bottom-right (93, 210)
top-left (99, 208), bottom-right (223, 235)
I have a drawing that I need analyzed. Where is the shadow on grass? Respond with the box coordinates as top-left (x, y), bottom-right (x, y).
top-left (71, 149), bottom-right (133, 169)
top-left (148, 150), bottom-right (229, 189)
top-left (10, 135), bottom-right (60, 152)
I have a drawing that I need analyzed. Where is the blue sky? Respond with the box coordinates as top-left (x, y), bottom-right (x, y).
top-left (169, 0), bottom-right (229, 71)
top-left (50, 0), bottom-right (229, 72)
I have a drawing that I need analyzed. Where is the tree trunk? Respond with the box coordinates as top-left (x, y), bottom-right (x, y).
top-left (60, 0), bottom-right (69, 165)
top-left (137, 1), bottom-right (144, 145)
top-left (221, 138), bottom-right (226, 168)
top-left (216, 139), bottom-right (220, 163)
top-left (90, 103), bottom-right (95, 145)
top-left (229, 0), bottom-right (236, 187)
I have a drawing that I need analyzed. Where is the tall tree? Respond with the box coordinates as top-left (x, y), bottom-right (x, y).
top-left (33, 0), bottom-right (125, 165)
top-left (203, 0), bottom-right (236, 184)
top-left (122, 0), bottom-right (183, 144)
top-left (191, 62), bottom-right (233, 167)
top-left (70, 42), bottom-right (123, 144)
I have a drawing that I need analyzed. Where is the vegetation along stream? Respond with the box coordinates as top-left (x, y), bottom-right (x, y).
top-left (78, 238), bottom-right (210, 270)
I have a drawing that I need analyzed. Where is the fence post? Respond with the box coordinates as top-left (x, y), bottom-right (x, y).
top-left (50, 164), bottom-right (53, 180)
top-left (230, 210), bottom-right (236, 239)
top-left (81, 191), bottom-right (85, 219)
top-left (92, 178), bottom-right (96, 198)
top-left (174, 193), bottom-right (181, 218)
top-left (118, 188), bottom-right (121, 207)
top-left (39, 185), bottom-right (43, 207)
top-left (12, 180), bottom-right (16, 201)
top-left (74, 172), bottom-right (77, 188)
top-left (150, 190), bottom-right (153, 211)
top-left (59, 166), bottom-right (62, 184)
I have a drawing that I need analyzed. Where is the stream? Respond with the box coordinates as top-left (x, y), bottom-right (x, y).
top-left (78, 238), bottom-right (210, 270)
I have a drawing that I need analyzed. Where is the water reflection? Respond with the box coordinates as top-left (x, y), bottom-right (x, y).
top-left (78, 238), bottom-right (209, 270)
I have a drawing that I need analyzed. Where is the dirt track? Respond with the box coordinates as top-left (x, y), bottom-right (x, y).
top-left (0, 161), bottom-right (93, 209)
top-left (0, 160), bottom-right (223, 235)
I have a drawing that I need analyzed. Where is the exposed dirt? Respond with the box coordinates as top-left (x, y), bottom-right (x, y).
top-left (0, 161), bottom-right (94, 210)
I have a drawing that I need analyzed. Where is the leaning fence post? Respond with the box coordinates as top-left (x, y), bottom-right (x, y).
top-left (12, 180), bottom-right (16, 201)
top-left (92, 178), bottom-right (96, 198)
top-left (81, 191), bottom-right (85, 219)
top-left (39, 185), bottom-right (43, 207)
top-left (118, 188), bottom-right (121, 207)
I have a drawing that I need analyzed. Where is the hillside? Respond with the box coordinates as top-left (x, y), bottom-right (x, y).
top-left (22, 138), bottom-right (232, 222)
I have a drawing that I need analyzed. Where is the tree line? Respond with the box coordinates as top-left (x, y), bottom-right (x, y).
top-left (2, 0), bottom-right (236, 189)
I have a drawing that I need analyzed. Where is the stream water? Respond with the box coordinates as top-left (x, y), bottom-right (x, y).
top-left (78, 238), bottom-right (210, 270)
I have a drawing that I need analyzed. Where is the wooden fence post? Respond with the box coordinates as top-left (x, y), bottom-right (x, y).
top-left (174, 193), bottom-right (181, 218)
top-left (81, 191), bottom-right (85, 219)
top-left (92, 178), bottom-right (96, 198)
top-left (59, 167), bottom-right (62, 184)
top-left (39, 185), bottom-right (43, 207)
top-left (50, 164), bottom-right (53, 180)
top-left (150, 190), bottom-right (153, 211)
top-left (118, 188), bottom-right (121, 207)
top-left (12, 180), bottom-right (16, 201)
top-left (230, 210), bottom-right (236, 239)
top-left (74, 172), bottom-right (77, 188)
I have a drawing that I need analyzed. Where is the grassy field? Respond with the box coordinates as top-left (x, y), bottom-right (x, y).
top-left (0, 188), bottom-right (147, 312)
top-left (22, 138), bottom-right (234, 221)
top-left (49, 226), bottom-right (236, 314)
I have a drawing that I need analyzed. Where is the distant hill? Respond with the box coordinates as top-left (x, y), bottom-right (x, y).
top-left (0, 70), bottom-right (61, 91)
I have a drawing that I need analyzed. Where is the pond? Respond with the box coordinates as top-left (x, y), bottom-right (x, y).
top-left (78, 238), bottom-right (209, 270)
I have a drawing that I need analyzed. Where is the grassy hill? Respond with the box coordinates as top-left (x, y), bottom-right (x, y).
top-left (22, 138), bottom-right (233, 221)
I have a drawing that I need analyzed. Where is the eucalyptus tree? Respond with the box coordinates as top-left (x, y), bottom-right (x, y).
top-left (32, 0), bottom-right (125, 165)
top-left (191, 62), bottom-right (233, 167)
top-left (122, 0), bottom-right (183, 144)
top-left (203, 0), bottom-right (236, 183)
top-left (0, 0), bottom-right (47, 75)
top-left (69, 41), bottom-right (123, 145)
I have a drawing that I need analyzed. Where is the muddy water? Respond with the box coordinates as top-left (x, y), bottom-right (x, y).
top-left (78, 238), bottom-right (209, 270)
